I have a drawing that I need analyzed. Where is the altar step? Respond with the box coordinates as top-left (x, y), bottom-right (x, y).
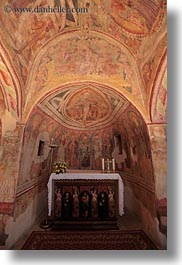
top-left (51, 220), bottom-right (119, 231)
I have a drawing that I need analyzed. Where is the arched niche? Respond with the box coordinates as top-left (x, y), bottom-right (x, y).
top-left (19, 82), bottom-right (154, 190)
top-left (17, 81), bottom-right (157, 241)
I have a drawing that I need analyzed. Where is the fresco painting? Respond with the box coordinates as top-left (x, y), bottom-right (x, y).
top-left (19, 99), bottom-right (154, 191)
top-left (29, 35), bottom-right (140, 102)
top-left (0, 0), bottom-right (166, 249)
top-left (0, 55), bottom-right (18, 117)
top-left (152, 69), bottom-right (167, 122)
top-left (40, 84), bottom-right (129, 129)
top-left (0, 84), bottom-right (23, 219)
top-left (149, 124), bottom-right (167, 199)
top-left (0, 122), bottom-right (23, 221)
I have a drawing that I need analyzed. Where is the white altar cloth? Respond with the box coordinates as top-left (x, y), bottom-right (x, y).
top-left (47, 173), bottom-right (124, 216)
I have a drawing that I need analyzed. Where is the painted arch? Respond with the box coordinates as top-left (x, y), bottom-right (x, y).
top-left (23, 29), bottom-right (149, 123)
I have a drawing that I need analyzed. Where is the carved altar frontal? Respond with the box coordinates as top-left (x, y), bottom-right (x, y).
top-left (47, 173), bottom-right (124, 217)
top-left (53, 179), bottom-right (119, 221)
top-left (47, 173), bottom-right (123, 229)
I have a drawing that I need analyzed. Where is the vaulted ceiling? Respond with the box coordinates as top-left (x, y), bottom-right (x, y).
top-left (0, 0), bottom-right (167, 125)
top-left (39, 83), bottom-right (129, 130)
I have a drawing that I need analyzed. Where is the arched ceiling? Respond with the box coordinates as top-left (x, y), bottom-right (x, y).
top-left (38, 83), bottom-right (129, 130)
top-left (0, 0), bottom-right (167, 123)
top-left (151, 68), bottom-right (167, 122)
top-left (23, 30), bottom-right (147, 121)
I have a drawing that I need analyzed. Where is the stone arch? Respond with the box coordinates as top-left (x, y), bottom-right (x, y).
top-left (24, 81), bottom-right (149, 127)
top-left (149, 49), bottom-right (167, 122)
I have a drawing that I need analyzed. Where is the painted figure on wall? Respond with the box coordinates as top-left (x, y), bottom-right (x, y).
top-left (0, 96), bottom-right (7, 183)
top-left (117, 120), bottom-right (135, 172)
top-left (43, 85), bottom-right (129, 131)
top-left (102, 131), bottom-right (113, 159)
top-left (128, 111), bottom-right (153, 178)
top-left (112, 134), bottom-right (127, 170)
top-left (129, 135), bottom-right (139, 173)
top-left (120, 122), bottom-right (131, 169)
top-left (80, 134), bottom-right (91, 169)
top-left (150, 125), bottom-right (167, 183)
top-left (57, 130), bottom-right (68, 162)
top-left (92, 133), bottom-right (102, 169)
top-left (67, 134), bottom-right (79, 168)
top-left (26, 114), bottom-right (41, 141)
top-left (153, 70), bottom-right (167, 122)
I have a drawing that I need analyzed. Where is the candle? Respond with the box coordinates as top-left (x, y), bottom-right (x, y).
top-left (102, 158), bottom-right (104, 171)
top-left (112, 158), bottom-right (115, 171)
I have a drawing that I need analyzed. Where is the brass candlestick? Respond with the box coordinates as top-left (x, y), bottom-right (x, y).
top-left (101, 158), bottom-right (115, 173)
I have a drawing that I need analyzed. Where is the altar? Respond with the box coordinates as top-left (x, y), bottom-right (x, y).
top-left (47, 172), bottom-right (124, 221)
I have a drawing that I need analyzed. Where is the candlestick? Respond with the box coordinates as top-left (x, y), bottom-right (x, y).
top-left (112, 158), bottom-right (115, 172)
top-left (102, 158), bottom-right (105, 172)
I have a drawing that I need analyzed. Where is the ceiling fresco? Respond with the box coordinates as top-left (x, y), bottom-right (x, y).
top-left (39, 83), bottom-right (129, 130)
top-left (0, 0), bottom-right (167, 123)
top-left (23, 31), bottom-right (147, 121)
top-left (0, 0), bottom-right (166, 85)
top-left (31, 34), bottom-right (139, 93)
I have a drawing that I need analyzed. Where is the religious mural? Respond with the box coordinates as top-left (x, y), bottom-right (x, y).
top-left (40, 84), bottom-right (129, 130)
top-left (114, 108), bottom-right (154, 186)
top-left (29, 34), bottom-right (140, 101)
top-left (0, 0), bottom-right (167, 250)
top-left (0, 83), bottom-right (23, 218)
top-left (149, 124), bottom-right (167, 198)
top-left (0, 55), bottom-right (18, 117)
top-left (19, 99), bottom-right (154, 191)
top-left (0, 0), bottom-right (166, 88)
top-left (152, 69), bottom-right (167, 122)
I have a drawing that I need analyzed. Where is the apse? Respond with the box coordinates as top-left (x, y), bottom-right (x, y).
top-left (19, 83), bottom-right (154, 189)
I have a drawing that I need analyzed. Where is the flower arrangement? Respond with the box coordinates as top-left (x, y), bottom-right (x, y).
top-left (54, 161), bottom-right (67, 174)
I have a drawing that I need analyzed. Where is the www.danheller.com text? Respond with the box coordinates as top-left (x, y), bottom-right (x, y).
top-left (4, 5), bottom-right (89, 14)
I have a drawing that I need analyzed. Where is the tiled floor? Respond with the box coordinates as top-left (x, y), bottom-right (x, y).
top-left (11, 209), bottom-right (144, 250)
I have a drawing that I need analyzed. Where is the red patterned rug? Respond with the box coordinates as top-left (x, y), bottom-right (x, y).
top-left (22, 230), bottom-right (157, 250)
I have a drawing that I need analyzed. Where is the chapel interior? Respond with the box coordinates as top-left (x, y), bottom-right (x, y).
top-left (0, 0), bottom-right (167, 249)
